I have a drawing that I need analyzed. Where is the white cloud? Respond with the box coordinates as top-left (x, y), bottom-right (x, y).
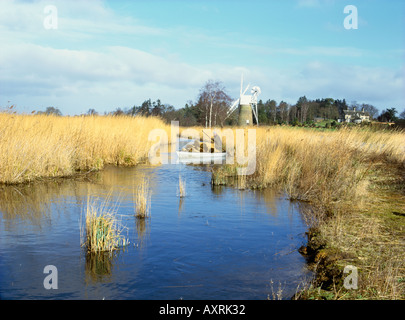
top-left (1, 40), bottom-right (403, 114)
top-left (0, 0), bottom-right (165, 45)
top-left (0, 41), bottom-right (249, 113)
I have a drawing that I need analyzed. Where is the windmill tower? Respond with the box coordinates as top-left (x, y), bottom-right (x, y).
top-left (226, 75), bottom-right (261, 126)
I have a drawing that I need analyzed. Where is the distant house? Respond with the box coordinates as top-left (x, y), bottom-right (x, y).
top-left (341, 107), bottom-right (370, 123)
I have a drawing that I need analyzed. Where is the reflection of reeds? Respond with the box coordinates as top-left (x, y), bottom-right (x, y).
top-left (134, 177), bottom-right (151, 219)
top-left (85, 252), bottom-right (113, 283)
top-left (135, 217), bottom-right (150, 247)
top-left (0, 184), bottom-right (51, 225)
top-left (81, 194), bottom-right (128, 253)
top-left (178, 175), bottom-right (186, 198)
top-left (237, 168), bottom-right (247, 190)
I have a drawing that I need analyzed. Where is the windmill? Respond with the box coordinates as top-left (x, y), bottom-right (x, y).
top-left (226, 75), bottom-right (261, 126)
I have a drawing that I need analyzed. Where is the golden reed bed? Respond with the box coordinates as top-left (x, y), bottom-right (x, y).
top-left (0, 113), bottom-right (170, 184)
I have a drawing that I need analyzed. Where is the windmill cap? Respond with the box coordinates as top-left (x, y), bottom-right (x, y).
top-left (251, 86), bottom-right (261, 94)
top-left (240, 95), bottom-right (251, 105)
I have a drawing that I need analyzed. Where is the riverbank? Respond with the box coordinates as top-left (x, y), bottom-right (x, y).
top-left (299, 160), bottom-right (404, 299)
top-left (210, 125), bottom-right (405, 299)
top-left (0, 113), bottom-right (170, 184)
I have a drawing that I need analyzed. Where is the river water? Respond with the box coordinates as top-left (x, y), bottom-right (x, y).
top-left (0, 146), bottom-right (312, 300)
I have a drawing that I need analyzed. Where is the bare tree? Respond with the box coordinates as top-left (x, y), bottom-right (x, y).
top-left (279, 101), bottom-right (290, 124)
top-left (86, 108), bottom-right (98, 116)
top-left (197, 80), bottom-right (232, 128)
top-left (270, 101), bottom-right (277, 123)
top-left (301, 102), bottom-right (310, 123)
top-left (361, 103), bottom-right (379, 120)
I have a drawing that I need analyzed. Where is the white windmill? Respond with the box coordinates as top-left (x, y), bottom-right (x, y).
top-left (226, 75), bottom-right (261, 126)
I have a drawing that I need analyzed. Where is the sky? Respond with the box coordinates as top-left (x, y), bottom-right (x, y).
top-left (0, 0), bottom-right (404, 115)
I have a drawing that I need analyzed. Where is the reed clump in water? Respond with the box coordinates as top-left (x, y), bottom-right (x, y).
top-left (81, 194), bottom-right (128, 253)
top-left (178, 175), bottom-right (186, 198)
top-left (134, 177), bottom-right (152, 219)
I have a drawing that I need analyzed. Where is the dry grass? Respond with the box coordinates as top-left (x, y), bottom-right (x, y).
top-left (205, 125), bottom-right (405, 299)
top-left (254, 126), bottom-right (404, 203)
top-left (81, 193), bottom-right (128, 253)
top-left (268, 280), bottom-right (284, 300)
top-left (236, 168), bottom-right (247, 190)
top-left (207, 125), bottom-right (404, 207)
top-left (183, 125), bottom-right (404, 208)
top-left (0, 113), bottom-right (170, 184)
top-left (255, 127), bottom-right (405, 299)
top-left (315, 207), bottom-right (405, 299)
top-left (133, 176), bottom-right (152, 219)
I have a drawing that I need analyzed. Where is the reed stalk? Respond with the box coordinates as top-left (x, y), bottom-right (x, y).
top-left (178, 175), bottom-right (186, 198)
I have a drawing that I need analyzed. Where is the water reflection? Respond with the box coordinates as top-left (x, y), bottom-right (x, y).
top-left (135, 216), bottom-right (150, 246)
top-left (178, 197), bottom-right (184, 215)
top-left (252, 188), bottom-right (282, 217)
top-left (0, 162), bottom-right (311, 299)
top-left (0, 168), bottom-right (159, 228)
top-left (85, 252), bottom-right (114, 284)
top-left (0, 184), bottom-right (52, 228)
top-left (211, 184), bottom-right (225, 197)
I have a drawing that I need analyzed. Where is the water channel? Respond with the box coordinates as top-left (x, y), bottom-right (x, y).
top-left (0, 145), bottom-right (312, 300)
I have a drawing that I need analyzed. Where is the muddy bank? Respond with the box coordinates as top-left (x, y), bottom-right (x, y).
top-left (297, 229), bottom-right (349, 297)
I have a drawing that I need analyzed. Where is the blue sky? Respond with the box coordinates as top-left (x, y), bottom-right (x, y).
top-left (0, 0), bottom-right (404, 115)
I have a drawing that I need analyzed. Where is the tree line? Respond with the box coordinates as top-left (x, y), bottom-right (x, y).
top-left (35, 80), bottom-right (404, 126)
